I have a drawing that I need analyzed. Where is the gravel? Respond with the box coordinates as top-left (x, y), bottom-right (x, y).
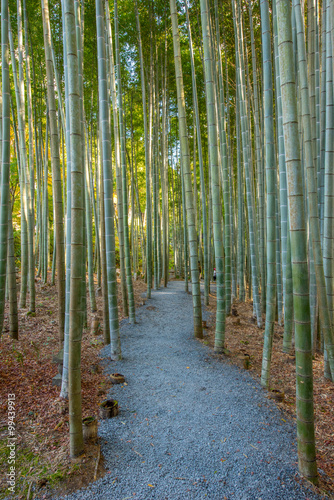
top-left (54, 281), bottom-right (321, 499)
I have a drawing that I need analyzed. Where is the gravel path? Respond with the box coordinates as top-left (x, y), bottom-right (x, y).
top-left (60, 281), bottom-right (320, 500)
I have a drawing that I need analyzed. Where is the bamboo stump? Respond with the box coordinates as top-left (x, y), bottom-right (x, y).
top-left (82, 417), bottom-right (98, 442)
top-left (110, 373), bottom-right (125, 384)
top-left (99, 400), bottom-right (119, 419)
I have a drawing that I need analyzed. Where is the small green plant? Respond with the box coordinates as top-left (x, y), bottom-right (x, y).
top-left (47, 469), bottom-right (65, 486)
top-left (12, 346), bottom-right (24, 364)
top-left (30, 342), bottom-right (40, 361)
top-left (0, 436), bottom-right (76, 500)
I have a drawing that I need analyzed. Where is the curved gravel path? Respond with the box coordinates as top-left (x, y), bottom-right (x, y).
top-left (61, 281), bottom-right (320, 500)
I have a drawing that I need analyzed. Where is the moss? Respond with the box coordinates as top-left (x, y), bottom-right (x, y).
top-left (0, 437), bottom-right (71, 499)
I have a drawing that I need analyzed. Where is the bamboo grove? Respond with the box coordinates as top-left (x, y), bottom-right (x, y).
top-left (0, 0), bottom-right (333, 485)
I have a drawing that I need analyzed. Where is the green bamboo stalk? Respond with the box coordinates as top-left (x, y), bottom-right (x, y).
top-left (17, 0), bottom-right (28, 307)
top-left (7, 207), bottom-right (18, 339)
top-left (96, 0), bottom-right (121, 357)
top-left (170, 0), bottom-right (203, 339)
top-left (60, 0), bottom-right (72, 399)
top-left (135, 0), bottom-right (152, 297)
top-left (276, 0), bottom-right (318, 482)
top-left (64, 0), bottom-right (84, 458)
top-left (42, 0), bottom-right (66, 343)
top-left (85, 124), bottom-right (98, 313)
top-left (199, 0), bottom-right (225, 349)
top-left (293, 0), bottom-right (334, 379)
top-left (152, 69), bottom-right (159, 291)
top-left (236, 94), bottom-right (245, 301)
top-left (213, 0), bottom-right (231, 316)
top-left (161, 31), bottom-right (169, 288)
top-left (323, 0), bottom-right (334, 329)
top-left (307, 0), bottom-right (316, 163)
top-left (105, 0), bottom-right (128, 315)
top-left (42, 120), bottom-right (49, 283)
top-left (98, 128), bottom-right (111, 346)
top-left (75, 0), bottom-right (88, 331)
top-left (181, 163), bottom-right (188, 293)
top-left (8, 14), bottom-right (28, 319)
top-left (260, 0), bottom-right (277, 389)
top-left (233, 0), bottom-right (262, 327)
top-left (0, 0), bottom-right (10, 335)
top-left (84, 157), bottom-right (97, 314)
top-left (185, 0), bottom-right (209, 306)
top-left (247, 0), bottom-right (265, 311)
top-left (114, 0), bottom-right (135, 324)
top-left (319, 1), bottom-right (326, 241)
top-left (7, 104), bottom-right (19, 339)
top-left (222, 21), bottom-right (236, 302)
top-left (273, 0), bottom-right (294, 352)
top-left (23, 0), bottom-right (35, 314)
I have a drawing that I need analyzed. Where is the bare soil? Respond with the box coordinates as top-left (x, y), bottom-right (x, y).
top-left (0, 274), bottom-right (146, 499)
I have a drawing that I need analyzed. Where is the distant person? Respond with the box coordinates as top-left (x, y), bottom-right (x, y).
top-left (213, 268), bottom-right (216, 281)
top-left (198, 260), bottom-right (202, 280)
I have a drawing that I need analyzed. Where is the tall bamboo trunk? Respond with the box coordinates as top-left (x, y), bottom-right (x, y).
top-left (276, 0), bottom-right (318, 483)
top-left (0, 0), bottom-right (10, 335)
top-left (105, 0), bottom-right (128, 315)
top-left (169, 0), bottom-right (203, 339)
top-left (293, 0), bottom-right (334, 379)
top-left (114, 0), bottom-right (135, 323)
top-left (23, 0), bottom-right (35, 314)
top-left (260, 0), bottom-right (277, 388)
top-left (200, 0), bottom-right (225, 350)
top-left (96, 0), bottom-right (121, 358)
top-left (63, 0), bottom-right (84, 458)
top-left (42, 0), bottom-right (66, 344)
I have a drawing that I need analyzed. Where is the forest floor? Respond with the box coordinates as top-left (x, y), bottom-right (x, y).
top-left (0, 273), bottom-right (147, 500)
top-left (0, 276), bottom-right (333, 499)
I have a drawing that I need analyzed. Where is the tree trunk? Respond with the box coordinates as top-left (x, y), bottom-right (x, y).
top-left (169, 0), bottom-right (203, 339)
top-left (276, 0), bottom-right (318, 482)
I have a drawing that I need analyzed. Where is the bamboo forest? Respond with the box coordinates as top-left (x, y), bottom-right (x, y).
top-left (0, 0), bottom-right (334, 498)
